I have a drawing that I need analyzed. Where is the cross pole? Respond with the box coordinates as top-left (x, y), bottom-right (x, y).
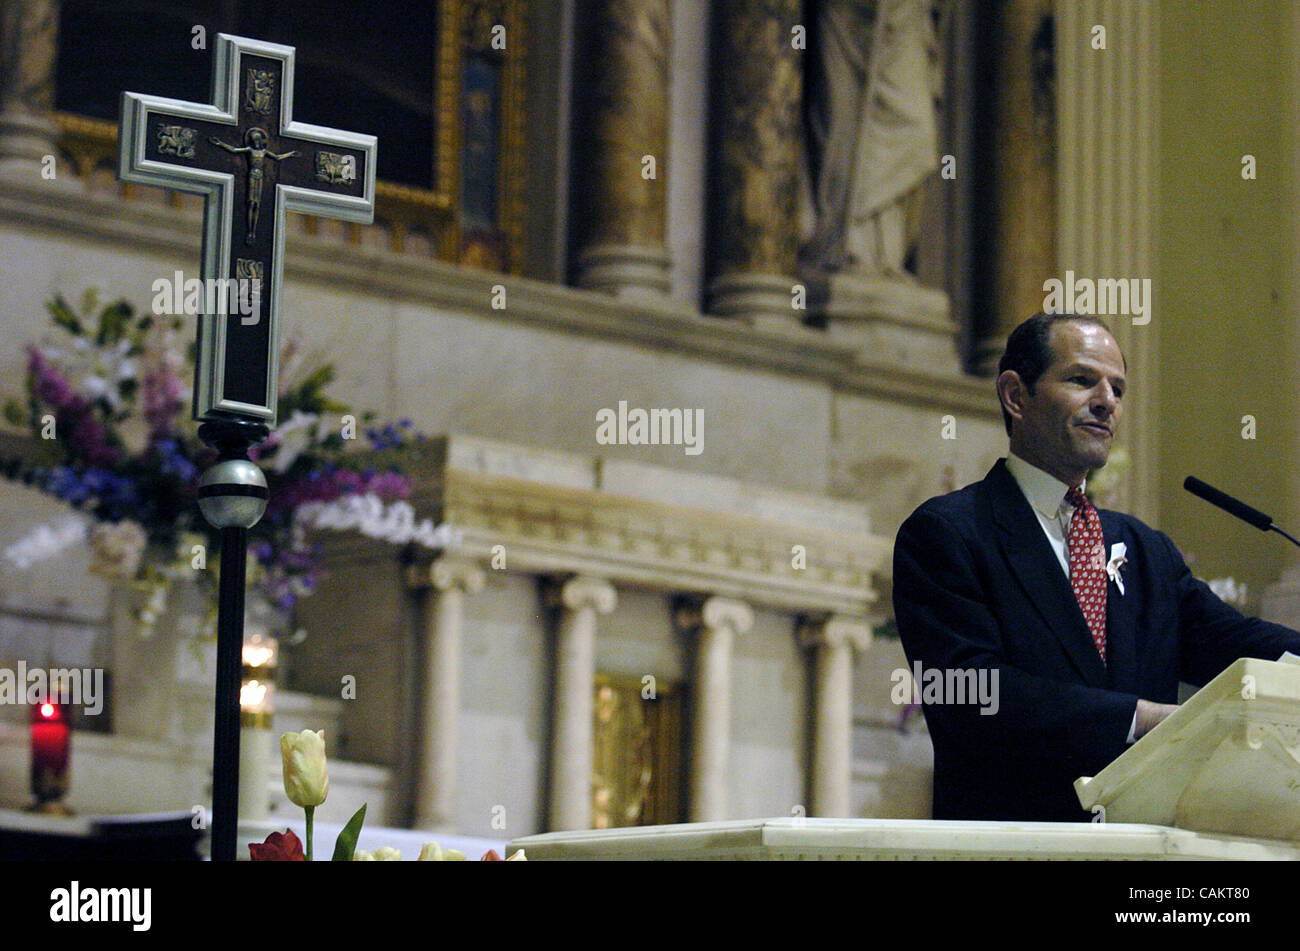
top-left (118, 34), bottom-right (377, 861)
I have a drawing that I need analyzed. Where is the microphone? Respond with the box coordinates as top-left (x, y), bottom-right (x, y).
top-left (1184, 476), bottom-right (1300, 548)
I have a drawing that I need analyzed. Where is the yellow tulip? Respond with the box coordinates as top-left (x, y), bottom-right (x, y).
top-left (280, 729), bottom-right (329, 808)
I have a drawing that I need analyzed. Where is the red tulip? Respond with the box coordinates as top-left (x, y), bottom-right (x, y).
top-left (250, 829), bottom-right (305, 861)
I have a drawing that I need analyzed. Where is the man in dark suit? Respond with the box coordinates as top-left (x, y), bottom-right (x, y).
top-left (893, 312), bottom-right (1300, 821)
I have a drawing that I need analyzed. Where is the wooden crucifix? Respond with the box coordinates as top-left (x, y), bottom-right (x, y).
top-left (118, 34), bottom-right (377, 862)
top-left (119, 33), bottom-right (377, 427)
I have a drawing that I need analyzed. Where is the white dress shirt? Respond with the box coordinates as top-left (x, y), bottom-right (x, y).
top-left (1005, 453), bottom-right (1077, 577)
top-left (1005, 452), bottom-right (1138, 744)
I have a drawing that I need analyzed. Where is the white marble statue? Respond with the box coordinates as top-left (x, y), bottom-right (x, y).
top-left (803, 0), bottom-right (943, 278)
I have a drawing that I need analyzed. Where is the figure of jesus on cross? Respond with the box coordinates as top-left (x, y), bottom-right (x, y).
top-left (209, 128), bottom-right (299, 244)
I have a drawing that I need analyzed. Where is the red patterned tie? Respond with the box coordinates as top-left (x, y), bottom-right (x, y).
top-left (1065, 486), bottom-right (1107, 663)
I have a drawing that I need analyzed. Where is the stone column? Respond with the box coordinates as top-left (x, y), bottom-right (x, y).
top-left (799, 614), bottom-right (872, 817)
top-left (972, 0), bottom-right (1058, 373)
top-left (0, 0), bottom-right (61, 170)
top-left (406, 557), bottom-right (484, 831)
top-left (547, 575), bottom-right (617, 831)
top-left (570, 0), bottom-right (673, 298)
top-left (1055, 0), bottom-right (1159, 522)
top-left (677, 595), bottom-right (754, 821)
top-left (705, 0), bottom-right (803, 327)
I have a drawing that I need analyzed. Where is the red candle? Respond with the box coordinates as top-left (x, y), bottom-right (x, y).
top-left (30, 702), bottom-right (70, 803)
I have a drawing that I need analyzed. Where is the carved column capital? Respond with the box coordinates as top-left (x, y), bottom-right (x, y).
top-left (675, 595), bottom-right (754, 638)
top-left (798, 614), bottom-right (872, 652)
top-left (406, 557), bottom-right (485, 595)
top-left (546, 575), bottom-right (618, 615)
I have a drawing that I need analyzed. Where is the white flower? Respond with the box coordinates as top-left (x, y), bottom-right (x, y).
top-left (3, 519), bottom-right (87, 569)
top-left (1106, 542), bottom-right (1128, 596)
top-left (294, 494), bottom-right (462, 549)
top-left (417, 842), bottom-right (466, 861)
top-left (1209, 577), bottom-right (1248, 608)
top-left (351, 847), bottom-right (402, 861)
top-left (270, 410), bottom-right (320, 473)
top-left (371, 846), bottom-right (402, 861)
top-left (88, 520), bottom-right (147, 579)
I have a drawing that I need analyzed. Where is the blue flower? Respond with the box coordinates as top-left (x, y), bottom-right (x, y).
top-left (155, 438), bottom-right (197, 483)
top-left (45, 466), bottom-right (90, 505)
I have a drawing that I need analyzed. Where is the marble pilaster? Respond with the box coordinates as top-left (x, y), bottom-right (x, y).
top-left (1055, 0), bottom-right (1159, 522)
top-left (406, 557), bottom-right (485, 830)
top-left (546, 575), bottom-right (617, 831)
top-left (799, 614), bottom-right (872, 817)
top-left (677, 595), bottom-right (754, 821)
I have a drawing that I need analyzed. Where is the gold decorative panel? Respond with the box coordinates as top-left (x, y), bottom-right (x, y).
top-left (592, 672), bottom-right (683, 829)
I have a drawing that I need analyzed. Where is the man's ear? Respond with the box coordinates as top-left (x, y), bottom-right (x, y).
top-left (997, 370), bottom-right (1026, 428)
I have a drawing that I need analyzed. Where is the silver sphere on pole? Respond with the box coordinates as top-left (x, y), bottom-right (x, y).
top-left (198, 459), bottom-right (268, 529)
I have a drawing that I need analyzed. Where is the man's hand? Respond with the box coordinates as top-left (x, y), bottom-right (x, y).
top-left (1134, 699), bottom-right (1179, 739)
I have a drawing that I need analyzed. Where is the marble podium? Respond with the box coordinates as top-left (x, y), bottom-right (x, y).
top-left (1075, 657), bottom-right (1300, 840)
top-left (508, 816), bottom-right (1300, 860)
top-left (513, 657), bottom-right (1300, 860)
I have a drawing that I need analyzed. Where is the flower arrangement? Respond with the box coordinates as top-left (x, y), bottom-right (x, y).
top-left (252, 729), bottom-right (524, 862)
top-left (2, 291), bottom-right (448, 636)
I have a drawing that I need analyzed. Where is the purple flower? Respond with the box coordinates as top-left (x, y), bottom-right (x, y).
top-left (67, 412), bottom-right (119, 467)
top-left (143, 365), bottom-right (186, 442)
top-left (365, 471), bottom-right (412, 500)
top-left (27, 347), bottom-right (80, 411)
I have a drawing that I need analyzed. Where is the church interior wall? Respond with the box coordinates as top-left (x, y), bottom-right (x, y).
top-left (829, 389), bottom-right (1007, 533)
top-left (1154, 0), bottom-right (1300, 603)
top-left (852, 635), bottom-right (932, 820)
top-left (455, 570), bottom-right (551, 839)
top-left (728, 603), bottom-right (807, 820)
top-left (0, 196), bottom-right (991, 829)
top-left (3, 0), bottom-right (1206, 836)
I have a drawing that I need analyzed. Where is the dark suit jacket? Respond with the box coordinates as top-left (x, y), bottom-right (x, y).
top-left (892, 458), bottom-right (1300, 822)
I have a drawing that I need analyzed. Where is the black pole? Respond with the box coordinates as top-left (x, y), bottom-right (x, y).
top-left (198, 419), bottom-right (269, 862)
top-left (212, 524), bottom-right (248, 862)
